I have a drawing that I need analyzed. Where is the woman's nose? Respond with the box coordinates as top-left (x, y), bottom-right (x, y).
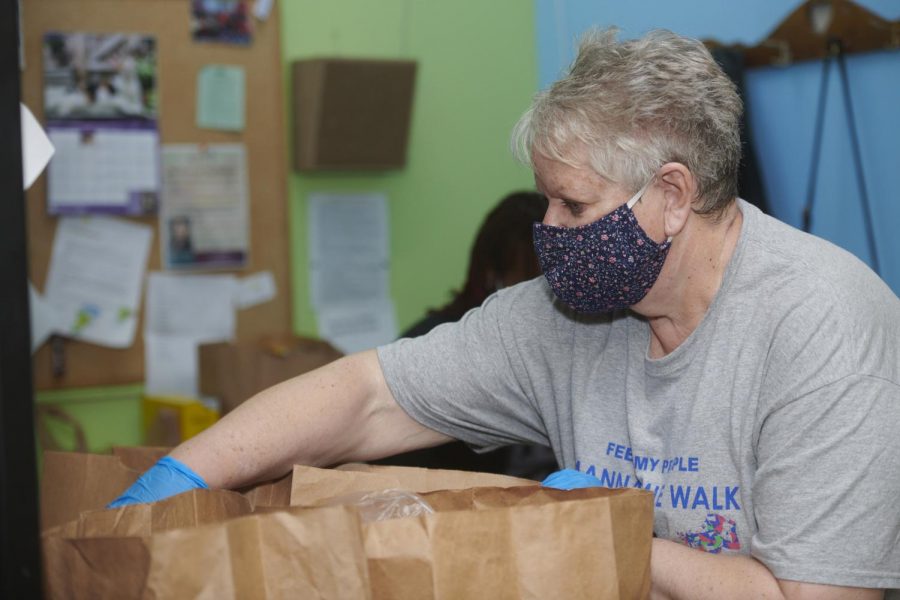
top-left (542, 206), bottom-right (564, 227)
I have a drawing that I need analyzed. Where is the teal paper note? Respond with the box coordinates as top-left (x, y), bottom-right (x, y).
top-left (197, 65), bottom-right (245, 131)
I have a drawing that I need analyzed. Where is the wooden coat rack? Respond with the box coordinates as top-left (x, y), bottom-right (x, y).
top-left (705, 0), bottom-right (900, 66)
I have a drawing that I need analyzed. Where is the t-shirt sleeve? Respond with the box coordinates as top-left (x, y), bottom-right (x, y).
top-left (376, 282), bottom-right (553, 452)
top-left (751, 374), bottom-right (900, 588)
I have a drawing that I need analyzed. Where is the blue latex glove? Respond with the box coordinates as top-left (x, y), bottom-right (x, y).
top-left (107, 456), bottom-right (208, 508)
top-left (541, 468), bottom-right (604, 490)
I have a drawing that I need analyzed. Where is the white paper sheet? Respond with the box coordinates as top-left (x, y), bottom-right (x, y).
top-left (308, 192), bottom-right (390, 307)
top-left (315, 299), bottom-right (398, 355)
top-left (307, 192), bottom-right (396, 349)
top-left (44, 216), bottom-right (152, 348)
top-left (160, 144), bottom-right (249, 270)
top-left (253, 0), bottom-right (274, 20)
top-left (308, 192), bottom-right (389, 265)
top-left (143, 272), bottom-right (238, 396)
top-left (236, 271), bottom-right (277, 309)
top-left (21, 103), bottom-right (54, 190)
top-left (143, 333), bottom-right (202, 398)
top-left (309, 266), bottom-right (391, 309)
top-left (144, 272), bottom-right (237, 338)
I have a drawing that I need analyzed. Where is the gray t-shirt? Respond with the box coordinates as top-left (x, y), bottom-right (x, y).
top-left (377, 200), bottom-right (900, 592)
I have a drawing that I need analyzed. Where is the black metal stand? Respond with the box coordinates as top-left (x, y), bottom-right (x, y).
top-left (0, 0), bottom-right (43, 597)
top-left (803, 39), bottom-right (880, 275)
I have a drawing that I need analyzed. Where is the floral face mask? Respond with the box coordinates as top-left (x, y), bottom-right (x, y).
top-left (533, 181), bottom-right (671, 313)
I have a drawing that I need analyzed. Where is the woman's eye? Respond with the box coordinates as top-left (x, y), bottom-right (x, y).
top-left (562, 200), bottom-right (584, 216)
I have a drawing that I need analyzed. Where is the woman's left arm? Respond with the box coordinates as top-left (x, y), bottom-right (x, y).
top-left (650, 537), bottom-right (883, 600)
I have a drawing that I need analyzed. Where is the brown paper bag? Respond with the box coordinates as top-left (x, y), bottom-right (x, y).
top-left (42, 450), bottom-right (653, 599)
top-left (362, 486), bottom-right (652, 600)
top-left (41, 448), bottom-right (296, 530)
top-left (41, 451), bottom-right (144, 530)
top-left (292, 464), bottom-right (652, 599)
top-left (42, 489), bottom-right (371, 600)
top-left (290, 463), bottom-right (535, 506)
top-left (111, 445), bottom-right (170, 471)
top-left (241, 470), bottom-right (294, 508)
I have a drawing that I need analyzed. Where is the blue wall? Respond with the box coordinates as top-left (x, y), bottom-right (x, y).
top-left (534, 0), bottom-right (900, 294)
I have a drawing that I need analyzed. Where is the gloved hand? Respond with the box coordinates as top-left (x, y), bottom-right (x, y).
top-left (107, 456), bottom-right (208, 508)
top-left (541, 468), bottom-right (604, 490)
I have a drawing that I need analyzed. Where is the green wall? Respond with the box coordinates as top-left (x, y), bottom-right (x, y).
top-left (281, 0), bottom-right (537, 335)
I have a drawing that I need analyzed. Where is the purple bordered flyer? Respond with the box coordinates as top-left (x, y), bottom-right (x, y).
top-left (43, 31), bottom-right (160, 216)
top-left (160, 144), bottom-right (249, 271)
top-left (46, 120), bottom-right (160, 216)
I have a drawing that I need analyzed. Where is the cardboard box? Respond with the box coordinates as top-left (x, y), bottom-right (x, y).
top-left (41, 449), bottom-right (654, 599)
top-left (291, 58), bottom-right (417, 171)
top-left (198, 334), bottom-right (343, 414)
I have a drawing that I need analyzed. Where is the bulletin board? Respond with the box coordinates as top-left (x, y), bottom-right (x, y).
top-left (21, 0), bottom-right (292, 390)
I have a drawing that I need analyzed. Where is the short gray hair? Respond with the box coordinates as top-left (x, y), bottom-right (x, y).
top-left (512, 28), bottom-right (742, 216)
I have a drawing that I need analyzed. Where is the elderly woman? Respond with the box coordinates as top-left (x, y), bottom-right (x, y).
top-left (114, 29), bottom-right (900, 598)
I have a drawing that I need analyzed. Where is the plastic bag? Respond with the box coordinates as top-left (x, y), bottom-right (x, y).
top-left (321, 489), bottom-right (434, 523)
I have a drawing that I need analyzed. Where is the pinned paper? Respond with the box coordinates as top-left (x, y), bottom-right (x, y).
top-left (307, 192), bottom-right (396, 352)
top-left (47, 123), bottom-right (160, 215)
top-left (43, 32), bottom-right (158, 122)
top-left (236, 271), bottom-right (276, 309)
top-left (21, 104), bottom-right (54, 190)
top-left (308, 192), bottom-right (390, 308)
top-left (160, 144), bottom-right (249, 270)
top-left (191, 0), bottom-right (252, 45)
top-left (44, 216), bottom-right (153, 348)
top-left (144, 272), bottom-right (238, 396)
top-left (253, 0), bottom-right (274, 20)
top-left (197, 65), bottom-right (245, 131)
top-left (42, 32), bottom-right (160, 215)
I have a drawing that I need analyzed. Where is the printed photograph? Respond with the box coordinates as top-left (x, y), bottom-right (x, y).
top-left (43, 32), bottom-right (157, 121)
top-left (191, 0), bottom-right (252, 45)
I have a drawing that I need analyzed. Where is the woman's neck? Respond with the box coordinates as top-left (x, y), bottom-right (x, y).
top-left (641, 203), bottom-right (743, 358)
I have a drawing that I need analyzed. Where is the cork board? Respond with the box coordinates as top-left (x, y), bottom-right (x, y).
top-left (22, 0), bottom-right (291, 390)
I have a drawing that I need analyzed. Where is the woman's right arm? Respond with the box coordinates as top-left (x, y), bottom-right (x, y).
top-left (169, 349), bottom-right (452, 489)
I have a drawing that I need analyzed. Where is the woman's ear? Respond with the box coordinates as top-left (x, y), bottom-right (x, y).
top-left (656, 162), bottom-right (695, 238)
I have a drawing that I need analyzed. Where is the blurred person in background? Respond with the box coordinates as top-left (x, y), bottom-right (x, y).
top-left (379, 191), bottom-right (558, 480)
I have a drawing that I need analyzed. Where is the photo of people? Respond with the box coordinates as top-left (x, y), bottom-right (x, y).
top-left (191, 0), bottom-right (252, 45)
top-left (167, 216), bottom-right (196, 266)
top-left (42, 32), bottom-right (157, 121)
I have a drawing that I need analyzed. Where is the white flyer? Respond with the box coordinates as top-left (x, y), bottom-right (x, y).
top-left (143, 272), bottom-right (238, 396)
top-left (160, 144), bottom-right (249, 270)
top-left (44, 216), bottom-right (153, 348)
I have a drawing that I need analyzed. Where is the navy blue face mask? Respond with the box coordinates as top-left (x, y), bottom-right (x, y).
top-left (533, 181), bottom-right (671, 313)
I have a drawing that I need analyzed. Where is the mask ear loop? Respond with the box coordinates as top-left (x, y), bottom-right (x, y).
top-left (625, 179), bottom-right (654, 209)
top-left (625, 178), bottom-right (673, 243)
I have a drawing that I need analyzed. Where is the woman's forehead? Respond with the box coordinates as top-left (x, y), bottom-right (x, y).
top-left (533, 153), bottom-right (610, 197)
